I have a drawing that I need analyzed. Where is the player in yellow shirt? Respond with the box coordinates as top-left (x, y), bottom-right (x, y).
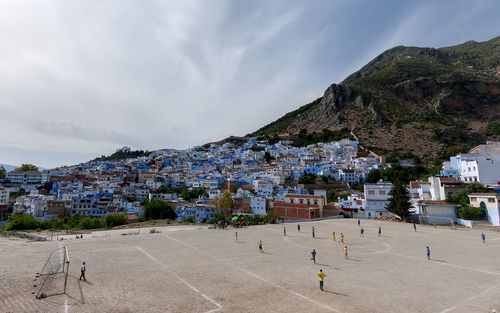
top-left (258, 240), bottom-right (263, 253)
top-left (317, 269), bottom-right (326, 291)
top-left (332, 232), bottom-right (336, 241)
top-left (235, 232), bottom-right (238, 241)
top-left (344, 246), bottom-right (348, 259)
top-left (340, 233), bottom-right (344, 243)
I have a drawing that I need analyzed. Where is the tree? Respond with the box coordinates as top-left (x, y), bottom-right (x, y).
top-left (14, 164), bottom-right (39, 172)
top-left (264, 151), bottom-right (273, 163)
top-left (143, 199), bottom-right (177, 220)
top-left (366, 169), bottom-right (381, 183)
top-left (386, 178), bottom-right (412, 220)
top-left (210, 191), bottom-right (233, 223)
top-left (327, 190), bottom-right (338, 203)
top-left (0, 166), bottom-right (5, 178)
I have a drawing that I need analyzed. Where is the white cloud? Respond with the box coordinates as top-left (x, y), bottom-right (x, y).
top-left (0, 0), bottom-right (498, 168)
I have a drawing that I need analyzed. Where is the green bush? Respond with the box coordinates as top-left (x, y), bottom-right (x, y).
top-left (457, 206), bottom-right (485, 220)
top-left (184, 216), bottom-right (195, 223)
top-left (105, 213), bottom-right (128, 227)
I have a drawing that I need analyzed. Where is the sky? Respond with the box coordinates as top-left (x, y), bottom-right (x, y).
top-left (0, 0), bottom-right (499, 169)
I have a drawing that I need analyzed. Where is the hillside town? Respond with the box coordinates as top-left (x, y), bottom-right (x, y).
top-left (1, 139), bottom-right (499, 228)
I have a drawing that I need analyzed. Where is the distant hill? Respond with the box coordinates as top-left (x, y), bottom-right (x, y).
top-left (0, 163), bottom-right (18, 172)
top-left (253, 36), bottom-right (500, 162)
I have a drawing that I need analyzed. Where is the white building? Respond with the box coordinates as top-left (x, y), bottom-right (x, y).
top-left (6, 171), bottom-right (43, 185)
top-left (250, 197), bottom-right (267, 215)
top-left (428, 177), bottom-right (465, 201)
top-left (449, 142), bottom-right (500, 184)
top-left (468, 193), bottom-right (500, 226)
top-left (364, 181), bottom-right (393, 218)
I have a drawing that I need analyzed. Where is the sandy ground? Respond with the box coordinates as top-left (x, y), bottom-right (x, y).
top-left (1, 220), bottom-right (500, 313)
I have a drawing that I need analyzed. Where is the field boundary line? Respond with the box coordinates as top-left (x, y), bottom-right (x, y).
top-left (163, 234), bottom-right (342, 313)
top-left (135, 246), bottom-right (223, 313)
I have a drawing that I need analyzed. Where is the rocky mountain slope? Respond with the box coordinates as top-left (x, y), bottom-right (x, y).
top-left (253, 36), bottom-right (500, 161)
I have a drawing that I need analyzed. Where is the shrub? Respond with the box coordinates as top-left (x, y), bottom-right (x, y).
top-left (105, 213), bottom-right (128, 227)
top-left (184, 216), bottom-right (195, 223)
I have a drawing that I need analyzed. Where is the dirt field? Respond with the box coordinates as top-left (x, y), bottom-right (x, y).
top-left (1, 219), bottom-right (500, 313)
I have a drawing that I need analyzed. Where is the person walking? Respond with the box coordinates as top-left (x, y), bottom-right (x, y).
top-left (79, 262), bottom-right (86, 281)
top-left (258, 240), bottom-right (263, 253)
top-left (481, 232), bottom-right (486, 243)
top-left (360, 228), bottom-right (364, 237)
top-left (357, 219), bottom-right (360, 227)
top-left (426, 246), bottom-right (431, 260)
top-left (297, 224), bottom-right (301, 232)
top-left (378, 226), bottom-right (382, 237)
top-left (413, 223), bottom-right (417, 232)
top-left (283, 226), bottom-right (287, 236)
top-left (235, 232), bottom-right (238, 241)
top-left (332, 232), bottom-right (336, 241)
top-left (317, 269), bottom-right (326, 291)
top-left (311, 249), bottom-right (317, 263)
top-left (344, 246), bottom-right (348, 260)
top-left (340, 233), bottom-right (344, 243)
top-left (312, 226), bottom-right (315, 238)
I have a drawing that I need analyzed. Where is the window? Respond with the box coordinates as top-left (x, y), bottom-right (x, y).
top-left (470, 197), bottom-right (477, 202)
top-left (368, 190), bottom-right (375, 195)
top-left (379, 190), bottom-right (386, 195)
top-left (488, 198), bottom-right (495, 203)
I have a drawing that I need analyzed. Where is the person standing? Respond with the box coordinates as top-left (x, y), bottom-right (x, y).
top-left (481, 232), bottom-right (486, 243)
top-left (378, 226), bottom-right (382, 237)
top-left (283, 226), bottom-right (287, 236)
top-left (235, 232), bottom-right (238, 241)
top-left (258, 240), bottom-right (263, 253)
top-left (360, 228), bottom-right (364, 237)
top-left (332, 232), bottom-right (336, 241)
top-left (312, 226), bottom-right (315, 238)
top-left (340, 233), bottom-right (344, 243)
top-left (317, 269), bottom-right (326, 291)
top-left (426, 246), bottom-right (431, 260)
top-left (297, 224), bottom-right (301, 232)
top-left (344, 246), bottom-right (348, 260)
top-left (357, 219), bottom-right (360, 227)
top-left (79, 262), bottom-right (86, 281)
top-left (413, 223), bottom-right (417, 232)
top-left (311, 249), bottom-right (317, 263)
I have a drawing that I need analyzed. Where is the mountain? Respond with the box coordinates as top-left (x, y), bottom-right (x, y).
top-left (0, 163), bottom-right (18, 172)
top-left (253, 36), bottom-right (500, 161)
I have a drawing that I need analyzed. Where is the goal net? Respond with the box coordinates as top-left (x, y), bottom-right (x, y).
top-left (418, 216), bottom-right (455, 229)
top-left (35, 246), bottom-right (70, 299)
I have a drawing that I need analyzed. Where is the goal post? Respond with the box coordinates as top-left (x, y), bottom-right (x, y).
top-left (418, 216), bottom-right (455, 229)
top-left (36, 246), bottom-right (70, 299)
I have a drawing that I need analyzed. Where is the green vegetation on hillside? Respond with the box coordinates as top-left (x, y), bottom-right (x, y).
top-left (291, 128), bottom-right (353, 147)
top-left (253, 97), bottom-right (323, 136)
top-left (94, 150), bottom-right (150, 161)
top-left (142, 199), bottom-right (177, 220)
top-left (486, 121), bottom-right (500, 135)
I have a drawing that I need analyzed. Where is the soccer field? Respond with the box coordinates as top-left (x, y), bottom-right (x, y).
top-left (1, 219), bottom-right (500, 313)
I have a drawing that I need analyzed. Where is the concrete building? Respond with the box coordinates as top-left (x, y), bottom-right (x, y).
top-left (0, 186), bottom-right (9, 204)
top-left (417, 200), bottom-right (457, 224)
top-left (6, 171), bottom-right (42, 185)
top-left (468, 193), bottom-right (500, 226)
top-left (428, 177), bottom-right (465, 201)
top-left (364, 181), bottom-right (393, 218)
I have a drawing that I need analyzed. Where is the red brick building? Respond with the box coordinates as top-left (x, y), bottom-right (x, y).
top-left (273, 201), bottom-right (320, 220)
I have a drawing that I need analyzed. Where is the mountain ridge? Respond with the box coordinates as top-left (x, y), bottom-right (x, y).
top-left (252, 36), bottom-right (500, 161)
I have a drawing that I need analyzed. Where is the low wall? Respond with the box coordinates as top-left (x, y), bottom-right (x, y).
top-left (279, 215), bottom-right (344, 224)
top-left (16, 232), bottom-right (46, 241)
top-left (456, 219), bottom-right (473, 228)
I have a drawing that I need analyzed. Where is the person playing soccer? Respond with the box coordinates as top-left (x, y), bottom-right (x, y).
top-left (413, 223), bottom-right (417, 232)
top-left (311, 249), bottom-right (317, 263)
top-left (297, 224), bottom-right (301, 232)
top-left (340, 233), bottom-right (344, 243)
top-left (258, 240), bottom-right (263, 253)
top-left (79, 262), bottom-right (86, 281)
top-left (378, 226), bottom-right (382, 237)
top-left (481, 232), bottom-right (486, 243)
top-left (312, 226), bottom-right (315, 238)
top-left (332, 232), bottom-right (336, 241)
top-left (426, 246), bottom-right (430, 260)
top-left (357, 219), bottom-right (360, 227)
top-left (360, 228), bottom-right (364, 237)
top-left (344, 246), bottom-right (348, 259)
top-left (235, 232), bottom-right (238, 241)
top-left (283, 226), bottom-right (287, 236)
top-left (317, 269), bottom-right (326, 291)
